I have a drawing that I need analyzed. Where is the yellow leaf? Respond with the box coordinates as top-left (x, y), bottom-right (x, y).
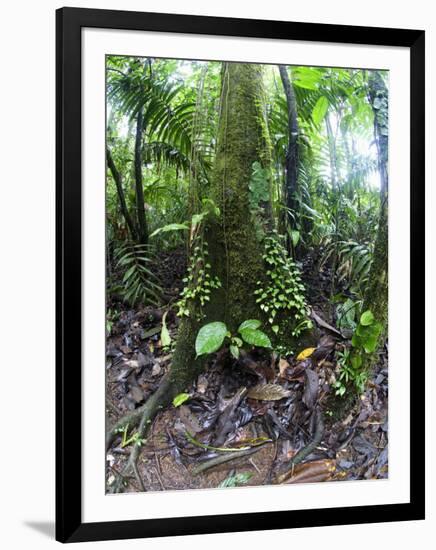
top-left (296, 347), bottom-right (316, 361)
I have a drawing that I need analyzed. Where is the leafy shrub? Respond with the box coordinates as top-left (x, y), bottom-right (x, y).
top-left (195, 319), bottom-right (271, 358)
top-left (333, 309), bottom-right (382, 396)
top-left (114, 242), bottom-right (162, 306)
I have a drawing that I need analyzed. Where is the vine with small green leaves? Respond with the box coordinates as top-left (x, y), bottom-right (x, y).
top-left (176, 239), bottom-right (221, 319)
top-left (254, 232), bottom-right (311, 338)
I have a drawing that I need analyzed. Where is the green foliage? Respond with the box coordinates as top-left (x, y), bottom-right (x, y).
top-left (107, 57), bottom-right (209, 176)
top-left (150, 198), bottom-right (220, 241)
top-left (321, 240), bottom-right (373, 297)
top-left (333, 348), bottom-right (368, 397)
top-left (238, 319), bottom-right (261, 331)
top-left (105, 60), bottom-right (388, 416)
top-left (269, 64), bottom-right (381, 277)
top-left (333, 309), bottom-right (382, 397)
top-left (335, 297), bottom-right (359, 331)
top-left (195, 319), bottom-right (271, 358)
top-left (360, 310), bottom-right (374, 326)
top-left (254, 233), bottom-right (311, 337)
top-left (312, 96), bottom-right (329, 125)
top-left (172, 393), bottom-right (191, 407)
top-left (219, 472), bottom-right (253, 488)
top-left (160, 311), bottom-right (171, 348)
top-left (352, 311), bottom-right (382, 353)
top-left (113, 242), bottom-right (162, 306)
top-left (106, 308), bottom-right (119, 336)
top-left (195, 321), bottom-right (228, 356)
top-left (249, 161), bottom-right (270, 210)
top-left (238, 327), bottom-right (272, 348)
top-left (114, 424), bottom-right (146, 448)
top-left (176, 240), bottom-right (221, 319)
top-left (149, 223), bottom-right (189, 238)
top-left (292, 66), bottom-right (324, 91)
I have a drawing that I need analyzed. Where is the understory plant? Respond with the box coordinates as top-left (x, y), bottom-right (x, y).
top-left (255, 232), bottom-right (311, 337)
top-left (113, 242), bottom-right (162, 306)
top-left (333, 309), bottom-right (382, 396)
top-left (195, 319), bottom-right (271, 359)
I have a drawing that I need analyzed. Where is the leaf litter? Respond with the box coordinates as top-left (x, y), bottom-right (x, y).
top-left (106, 249), bottom-right (388, 492)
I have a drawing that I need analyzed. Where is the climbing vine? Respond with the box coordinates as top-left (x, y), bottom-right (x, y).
top-left (254, 231), bottom-right (311, 338)
top-left (176, 239), bottom-right (221, 319)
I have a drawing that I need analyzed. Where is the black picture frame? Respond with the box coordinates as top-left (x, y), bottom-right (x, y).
top-left (56, 6), bottom-right (425, 543)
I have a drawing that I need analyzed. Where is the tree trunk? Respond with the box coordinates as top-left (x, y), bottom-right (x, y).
top-left (325, 113), bottom-right (339, 188)
top-left (325, 112), bottom-right (340, 299)
top-left (134, 106), bottom-right (149, 245)
top-left (106, 148), bottom-right (138, 241)
top-left (279, 65), bottom-right (299, 256)
top-left (363, 72), bottom-right (388, 349)
top-left (169, 62), bottom-right (273, 392)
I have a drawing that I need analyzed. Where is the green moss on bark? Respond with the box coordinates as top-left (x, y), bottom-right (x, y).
top-left (363, 71), bottom-right (388, 370)
top-left (168, 315), bottom-right (204, 393)
top-left (206, 63), bottom-right (273, 332)
top-left (362, 198), bottom-right (388, 368)
top-left (170, 62), bottom-right (308, 391)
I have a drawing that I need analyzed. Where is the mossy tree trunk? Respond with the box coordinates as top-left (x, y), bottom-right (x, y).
top-left (169, 62), bottom-right (273, 393)
top-left (363, 71), bottom-right (388, 362)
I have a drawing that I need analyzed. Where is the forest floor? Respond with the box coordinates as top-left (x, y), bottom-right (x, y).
top-left (105, 248), bottom-right (388, 492)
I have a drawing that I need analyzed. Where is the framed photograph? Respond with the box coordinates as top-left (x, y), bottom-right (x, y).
top-left (56, 7), bottom-right (425, 543)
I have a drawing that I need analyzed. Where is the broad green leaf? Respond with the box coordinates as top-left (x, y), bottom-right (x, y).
top-left (363, 335), bottom-right (378, 353)
top-left (312, 96), bottom-right (329, 125)
top-left (160, 311), bottom-right (171, 348)
top-left (293, 79), bottom-right (318, 90)
top-left (291, 230), bottom-right (300, 247)
top-left (240, 328), bottom-right (271, 348)
top-left (173, 393), bottom-right (190, 407)
top-left (195, 321), bottom-right (228, 356)
top-left (238, 319), bottom-right (261, 332)
top-left (201, 197), bottom-right (220, 217)
top-left (150, 223), bottom-right (189, 238)
top-left (356, 323), bottom-right (375, 338)
top-left (351, 333), bottom-right (362, 348)
top-left (360, 310), bottom-right (374, 326)
top-left (350, 353), bottom-right (362, 371)
top-left (191, 212), bottom-right (207, 227)
top-left (230, 345), bottom-right (240, 359)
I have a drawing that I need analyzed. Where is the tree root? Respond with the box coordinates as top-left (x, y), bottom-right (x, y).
top-left (192, 443), bottom-right (270, 475)
top-left (106, 376), bottom-right (173, 450)
top-left (107, 376), bottom-right (174, 493)
top-left (274, 408), bottom-right (324, 484)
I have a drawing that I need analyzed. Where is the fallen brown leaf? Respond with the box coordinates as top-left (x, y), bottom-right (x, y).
top-left (247, 383), bottom-right (291, 401)
top-left (278, 459), bottom-right (336, 484)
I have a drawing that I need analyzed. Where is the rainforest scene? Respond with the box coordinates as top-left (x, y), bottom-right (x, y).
top-left (105, 57), bottom-right (388, 494)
